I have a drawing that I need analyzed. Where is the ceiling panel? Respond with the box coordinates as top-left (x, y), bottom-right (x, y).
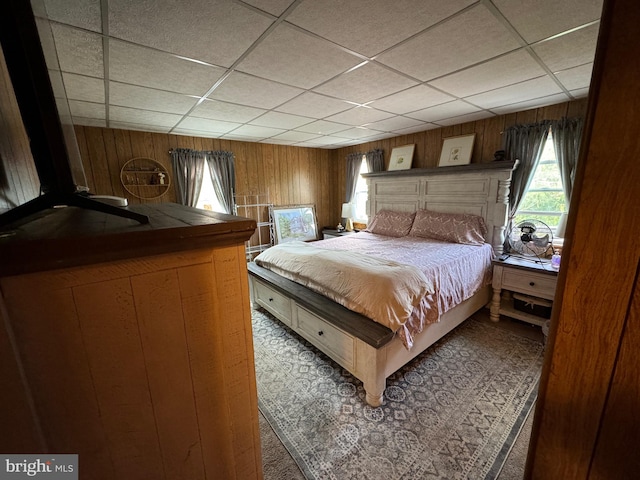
top-left (36, 0), bottom-right (601, 148)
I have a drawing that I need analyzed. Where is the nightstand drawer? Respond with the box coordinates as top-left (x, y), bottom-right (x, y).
top-left (502, 269), bottom-right (556, 299)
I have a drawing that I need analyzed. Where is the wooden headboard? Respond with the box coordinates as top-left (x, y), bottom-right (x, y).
top-left (363, 161), bottom-right (517, 255)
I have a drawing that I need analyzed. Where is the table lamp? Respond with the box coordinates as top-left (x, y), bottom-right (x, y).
top-left (341, 203), bottom-right (355, 232)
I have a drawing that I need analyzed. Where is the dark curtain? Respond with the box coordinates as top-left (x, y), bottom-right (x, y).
top-left (345, 152), bottom-right (363, 203)
top-left (551, 117), bottom-right (584, 208)
top-left (502, 121), bottom-right (551, 248)
top-left (170, 148), bottom-right (204, 207)
top-left (204, 150), bottom-right (236, 214)
top-left (365, 148), bottom-right (384, 173)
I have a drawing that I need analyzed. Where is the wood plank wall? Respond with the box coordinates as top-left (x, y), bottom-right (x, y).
top-left (74, 126), bottom-right (338, 238)
top-left (331, 99), bottom-right (588, 204)
top-left (0, 44), bottom-right (39, 212)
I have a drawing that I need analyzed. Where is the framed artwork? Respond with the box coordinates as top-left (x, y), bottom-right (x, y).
top-left (271, 204), bottom-right (319, 244)
top-left (438, 134), bottom-right (476, 167)
top-left (388, 144), bottom-right (415, 171)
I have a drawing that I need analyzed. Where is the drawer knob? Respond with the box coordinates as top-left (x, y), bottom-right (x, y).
top-left (268, 297), bottom-right (274, 302)
top-left (318, 330), bottom-right (324, 336)
top-left (529, 282), bottom-right (535, 286)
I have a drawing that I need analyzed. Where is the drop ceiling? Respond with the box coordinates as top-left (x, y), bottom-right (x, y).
top-left (33, 0), bottom-right (603, 149)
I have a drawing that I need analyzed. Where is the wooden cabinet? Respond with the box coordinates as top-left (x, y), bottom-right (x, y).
top-left (490, 256), bottom-right (558, 326)
top-left (0, 204), bottom-right (261, 480)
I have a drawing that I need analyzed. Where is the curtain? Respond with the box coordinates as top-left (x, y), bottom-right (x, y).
top-left (170, 148), bottom-right (205, 207)
top-left (204, 150), bottom-right (236, 214)
top-left (345, 152), bottom-right (363, 203)
top-left (365, 148), bottom-right (384, 173)
top-left (502, 121), bottom-right (551, 248)
top-left (551, 117), bottom-right (584, 208)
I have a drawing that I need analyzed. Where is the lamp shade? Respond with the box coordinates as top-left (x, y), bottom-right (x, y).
top-left (341, 203), bottom-right (355, 218)
top-left (556, 212), bottom-right (568, 238)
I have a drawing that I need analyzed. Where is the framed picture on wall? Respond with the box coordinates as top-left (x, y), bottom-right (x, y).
top-left (270, 204), bottom-right (319, 244)
top-left (438, 134), bottom-right (476, 167)
top-left (388, 144), bottom-right (415, 171)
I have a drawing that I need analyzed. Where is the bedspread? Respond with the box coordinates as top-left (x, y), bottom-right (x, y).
top-left (254, 241), bottom-right (433, 344)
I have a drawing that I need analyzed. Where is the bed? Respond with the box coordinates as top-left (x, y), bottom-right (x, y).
top-left (248, 161), bottom-right (516, 406)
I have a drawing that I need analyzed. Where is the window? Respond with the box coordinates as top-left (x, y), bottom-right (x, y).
top-left (514, 131), bottom-right (565, 233)
top-left (196, 167), bottom-right (225, 213)
top-left (352, 157), bottom-right (369, 223)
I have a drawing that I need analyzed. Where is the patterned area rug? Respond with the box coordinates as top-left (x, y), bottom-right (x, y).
top-left (253, 309), bottom-right (544, 480)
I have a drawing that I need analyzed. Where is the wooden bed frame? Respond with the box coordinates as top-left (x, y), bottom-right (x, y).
top-left (248, 161), bottom-right (516, 406)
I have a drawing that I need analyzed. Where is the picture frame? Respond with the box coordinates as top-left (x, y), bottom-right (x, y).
top-left (270, 204), bottom-right (319, 244)
top-left (388, 144), bottom-right (415, 171)
top-left (438, 134), bottom-right (476, 167)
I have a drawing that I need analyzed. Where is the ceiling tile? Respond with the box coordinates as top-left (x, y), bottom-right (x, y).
top-left (570, 87), bottom-right (590, 98)
top-left (493, 0), bottom-right (604, 43)
top-left (172, 128), bottom-right (229, 138)
top-left (364, 115), bottom-right (426, 132)
top-left (269, 131), bottom-right (321, 142)
top-left (236, 24), bottom-right (362, 89)
top-left (110, 82), bottom-right (199, 114)
top-left (302, 136), bottom-right (354, 147)
top-left (429, 50), bottom-right (547, 97)
top-left (109, 40), bottom-right (227, 96)
top-left (249, 111), bottom-right (314, 129)
top-left (377, 4), bottom-right (522, 81)
top-left (68, 100), bottom-right (105, 119)
top-left (554, 63), bottom-right (593, 91)
top-left (109, 106), bottom-right (183, 128)
top-left (207, 72), bottom-right (304, 109)
top-left (393, 123), bottom-right (440, 135)
top-left (313, 62), bottom-right (418, 104)
top-left (333, 127), bottom-right (385, 140)
top-left (434, 111), bottom-right (494, 126)
top-left (465, 76), bottom-right (563, 109)
top-left (72, 117), bottom-right (107, 128)
top-left (295, 120), bottom-right (351, 135)
top-left (175, 117), bottom-right (241, 134)
top-left (190, 99), bottom-right (266, 123)
top-left (51, 24), bottom-right (103, 77)
top-left (109, 121), bottom-right (171, 133)
top-left (406, 100), bottom-right (481, 122)
top-left (533, 23), bottom-right (599, 73)
top-left (108, 0), bottom-right (274, 67)
top-left (42, 0), bottom-right (102, 32)
top-left (287, 0), bottom-right (475, 56)
top-left (325, 106), bottom-right (394, 126)
top-left (490, 93), bottom-right (571, 114)
top-left (62, 73), bottom-right (105, 103)
top-left (231, 124), bottom-right (286, 138)
top-left (275, 92), bottom-right (352, 117)
top-left (240, 0), bottom-right (297, 16)
top-left (369, 85), bottom-right (455, 114)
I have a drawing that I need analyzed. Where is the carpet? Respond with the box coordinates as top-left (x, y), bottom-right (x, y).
top-left (253, 308), bottom-right (544, 480)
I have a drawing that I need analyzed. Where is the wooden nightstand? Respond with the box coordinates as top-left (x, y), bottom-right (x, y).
top-left (490, 256), bottom-right (559, 326)
top-left (322, 229), bottom-right (356, 239)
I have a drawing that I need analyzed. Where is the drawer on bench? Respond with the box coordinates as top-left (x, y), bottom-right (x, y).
top-left (254, 280), bottom-right (292, 326)
top-left (295, 306), bottom-right (354, 370)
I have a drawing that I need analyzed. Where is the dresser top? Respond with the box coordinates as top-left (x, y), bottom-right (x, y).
top-left (0, 203), bottom-right (256, 276)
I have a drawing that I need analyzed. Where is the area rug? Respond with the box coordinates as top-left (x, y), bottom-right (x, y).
top-left (252, 309), bottom-right (544, 480)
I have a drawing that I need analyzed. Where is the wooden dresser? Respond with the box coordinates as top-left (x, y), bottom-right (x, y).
top-left (0, 203), bottom-right (261, 480)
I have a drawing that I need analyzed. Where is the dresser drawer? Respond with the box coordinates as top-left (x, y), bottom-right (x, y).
top-left (295, 306), bottom-right (354, 370)
top-left (502, 269), bottom-right (557, 299)
top-left (254, 281), bottom-right (292, 326)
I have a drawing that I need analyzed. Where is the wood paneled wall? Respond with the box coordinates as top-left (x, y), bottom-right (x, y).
top-left (74, 127), bottom-right (338, 233)
top-left (331, 99), bottom-right (588, 204)
top-left (0, 44), bottom-right (39, 212)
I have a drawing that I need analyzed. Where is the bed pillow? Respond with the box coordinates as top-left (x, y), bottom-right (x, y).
top-left (408, 209), bottom-right (487, 245)
top-left (365, 210), bottom-right (415, 237)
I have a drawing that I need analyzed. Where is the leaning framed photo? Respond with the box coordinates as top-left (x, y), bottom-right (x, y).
top-left (270, 204), bottom-right (319, 244)
top-left (388, 144), bottom-right (415, 171)
top-left (438, 134), bottom-right (476, 167)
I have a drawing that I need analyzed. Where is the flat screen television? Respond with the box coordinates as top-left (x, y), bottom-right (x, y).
top-left (0, 0), bottom-right (147, 226)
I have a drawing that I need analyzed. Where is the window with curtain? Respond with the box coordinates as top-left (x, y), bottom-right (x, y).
top-left (196, 168), bottom-right (225, 213)
top-left (353, 157), bottom-right (369, 223)
top-left (514, 131), bottom-right (565, 233)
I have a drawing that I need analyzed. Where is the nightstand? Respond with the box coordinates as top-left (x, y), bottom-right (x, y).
top-left (490, 256), bottom-right (558, 326)
top-left (322, 229), bottom-right (356, 239)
